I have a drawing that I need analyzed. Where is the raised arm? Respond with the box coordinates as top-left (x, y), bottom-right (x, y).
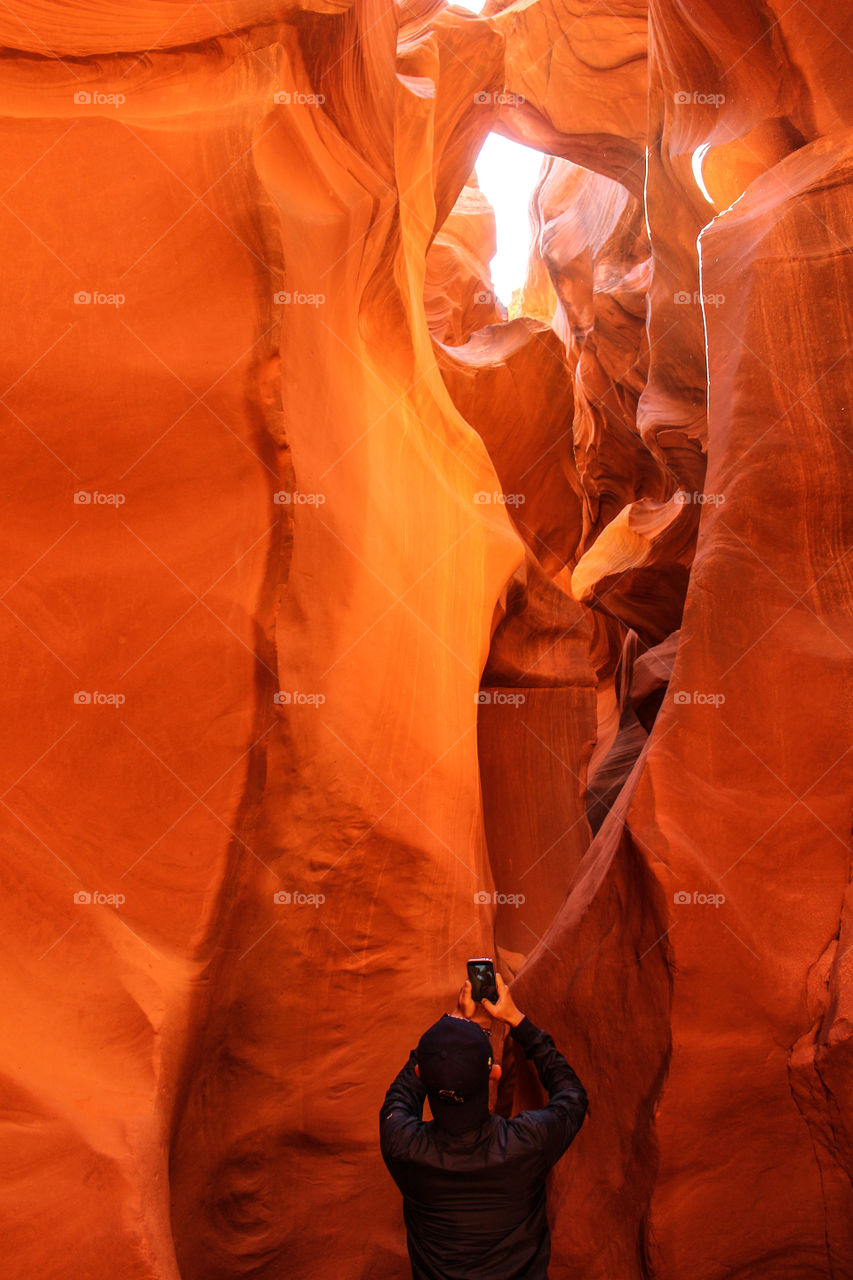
top-left (509, 1017), bottom-right (588, 1160)
top-left (484, 974), bottom-right (588, 1167)
top-left (379, 1050), bottom-right (427, 1162)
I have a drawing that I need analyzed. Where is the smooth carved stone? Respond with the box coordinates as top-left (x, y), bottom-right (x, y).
top-left (571, 497), bottom-right (696, 644)
top-left (522, 158), bottom-right (674, 545)
top-left (424, 178), bottom-right (505, 345)
top-left (509, 737), bottom-right (671, 1280)
top-left (0, 34), bottom-right (288, 1280)
top-left (640, 127), bottom-right (853, 1278)
top-left (486, 0), bottom-right (650, 194)
top-left (435, 316), bottom-right (583, 571)
top-left (478, 684), bottom-right (597, 953)
top-left (586, 628), bottom-right (678, 832)
top-left (171, 16), bottom-right (526, 1280)
top-left (0, 0), bottom-right (352, 55)
top-left (483, 557), bottom-right (594, 689)
top-left (629, 629), bottom-right (679, 730)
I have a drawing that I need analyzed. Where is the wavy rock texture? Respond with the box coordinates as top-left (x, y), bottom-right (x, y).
top-left (1, 0), bottom-right (852, 1278)
top-left (424, 176), bottom-right (506, 344)
top-left (512, 4), bottom-right (853, 1280)
top-left (487, 0), bottom-right (649, 192)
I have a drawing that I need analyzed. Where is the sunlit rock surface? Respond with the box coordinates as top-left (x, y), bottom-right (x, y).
top-left (424, 176), bottom-right (506, 343)
top-left (486, 0), bottom-right (649, 191)
top-left (1, 0), bottom-right (851, 1277)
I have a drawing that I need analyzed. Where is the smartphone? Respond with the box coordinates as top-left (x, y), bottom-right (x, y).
top-left (467, 957), bottom-right (498, 1004)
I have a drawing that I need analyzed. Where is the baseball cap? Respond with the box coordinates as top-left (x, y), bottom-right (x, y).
top-left (416, 1014), bottom-right (492, 1135)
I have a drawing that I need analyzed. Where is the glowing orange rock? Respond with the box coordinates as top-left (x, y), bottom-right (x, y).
top-left (425, 177), bottom-right (505, 344)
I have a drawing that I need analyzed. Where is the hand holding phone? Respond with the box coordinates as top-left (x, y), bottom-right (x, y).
top-left (467, 957), bottom-right (498, 1004)
top-left (481, 972), bottom-right (524, 1028)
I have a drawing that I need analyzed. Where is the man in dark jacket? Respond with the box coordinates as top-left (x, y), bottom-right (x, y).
top-left (379, 971), bottom-right (588, 1279)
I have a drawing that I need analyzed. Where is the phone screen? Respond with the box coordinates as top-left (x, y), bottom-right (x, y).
top-left (467, 958), bottom-right (498, 1004)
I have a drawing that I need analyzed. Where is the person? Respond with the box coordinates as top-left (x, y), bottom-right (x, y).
top-left (379, 972), bottom-right (588, 1279)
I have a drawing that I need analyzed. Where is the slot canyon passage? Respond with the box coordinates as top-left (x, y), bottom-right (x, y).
top-left (1, 0), bottom-right (853, 1276)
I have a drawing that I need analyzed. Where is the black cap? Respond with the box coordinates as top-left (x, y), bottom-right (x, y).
top-left (416, 1015), bottom-right (492, 1135)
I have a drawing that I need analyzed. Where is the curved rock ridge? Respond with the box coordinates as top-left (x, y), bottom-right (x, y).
top-left (425, 177), bottom-right (506, 344)
top-left (486, 0), bottom-right (649, 193)
top-left (0, 0), bottom-right (352, 56)
top-left (435, 317), bottom-right (582, 570)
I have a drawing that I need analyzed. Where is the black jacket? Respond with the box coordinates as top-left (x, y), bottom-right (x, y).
top-left (379, 1016), bottom-right (588, 1279)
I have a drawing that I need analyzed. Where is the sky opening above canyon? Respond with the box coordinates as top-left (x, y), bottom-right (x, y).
top-left (474, 132), bottom-right (544, 305)
top-left (448, 0), bottom-right (544, 306)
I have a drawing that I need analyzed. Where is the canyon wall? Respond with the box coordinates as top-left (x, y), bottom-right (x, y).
top-left (0, 1), bottom-right (850, 1278)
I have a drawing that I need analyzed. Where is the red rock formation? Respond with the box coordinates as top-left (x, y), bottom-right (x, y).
top-left (0, 27), bottom-right (289, 1280)
top-left (424, 176), bottom-right (505, 344)
top-left (486, 0), bottom-right (649, 193)
top-left (435, 317), bottom-right (582, 570)
top-left (2, 0), bottom-right (852, 1278)
top-left (512, 4), bottom-right (853, 1279)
